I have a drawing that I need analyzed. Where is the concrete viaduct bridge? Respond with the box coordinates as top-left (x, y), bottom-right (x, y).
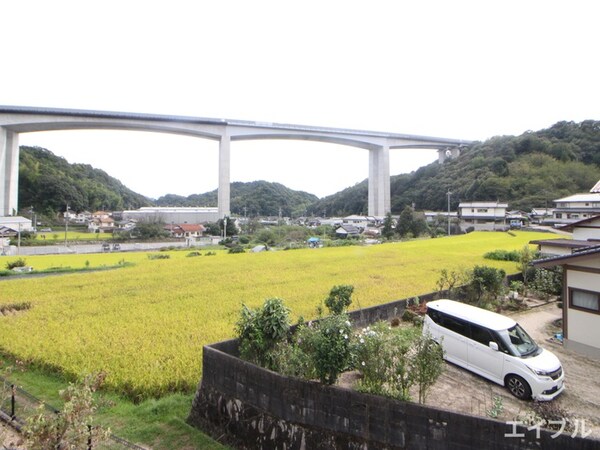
top-left (0, 106), bottom-right (471, 218)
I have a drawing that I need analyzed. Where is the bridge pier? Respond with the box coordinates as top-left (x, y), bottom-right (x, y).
top-left (218, 133), bottom-right (231, 218)
top-left (368, 145), bottom-right (390, 217)
top-left (0, 127), bottom-right (19, 216)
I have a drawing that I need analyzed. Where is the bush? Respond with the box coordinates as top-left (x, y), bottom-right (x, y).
top-left (24, 372), bottom-right (111, 449)
top-left (467, 265), bottom-right (506, 304)
top-left (147, 254), bottom-right (170, 260)
top-left (484, 249), bottom-right (520, 262)
top-left (228, 245), bottom-right (245, 254)
top-left (324, 285), bottom-right (354, 315)
top-left (354, 323), bottom-right (442, 403)
top-left (312, 314), bottom-right (353, 385)
top-left (5, 258), bottom-right (27, 270)
top-left (236, 298), bottom-right (290, 370)
top-left (186, 251), bottom-right (202, 257)
top-left (530, 267), bottom-right (563, 299)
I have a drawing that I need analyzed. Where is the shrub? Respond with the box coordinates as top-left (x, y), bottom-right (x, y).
top-left (228, 245), bottom-right (245, 254)
top-left (236, 298), bottom-right (290, 370)
top-left (355, 324), bottom-right (443, 403)
top-left (484, 249), bottom-right (520, 262)
top-left (324, 284), bottom-right (354, 315)
top-left (147, 254), bottom-right (170, 260)
top-left (530, 267), bottom-right (563, 299)
top-left (186, 251), bottom-right (202, 257)
top-left (467, 265), bottom-right (506, 304)
top-left (6, 258), bottom-right (27, 270)
top-left (312, 314), bottom-right (353, 385)
top-left (24, 372), bottom-right (111, 449)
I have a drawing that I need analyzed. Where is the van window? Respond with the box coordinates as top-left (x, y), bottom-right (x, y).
top-left (502, 324), bottom-right (540, 357)
top-left (427, 308), bottom-right (442, 324)
top-left (442, 316), bottom-right (469, 337)
top-left (470, 324), bottom-right (494, 346)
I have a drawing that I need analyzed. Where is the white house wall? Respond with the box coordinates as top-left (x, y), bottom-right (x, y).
top-left (573, 226), bottom-right (600, 241)
top-left (566, 269), bottom-right (600, 358)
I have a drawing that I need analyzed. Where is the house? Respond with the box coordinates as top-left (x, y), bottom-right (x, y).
top-left (458, 201), bottom-right (508, 231)
top-left (335, 224), bottom-right (360, 238)
top-left (529, 208), bottom-right (554, 225)
top-left (164, 223), bottom-right (206, 238)
top-left (342, 215), bottom-right (379, 230)
top-left (73, 211), bottom-right (92, 224)
top-left (505, 210), bottom-right (529, 228)
top-left (87, 216), bottom-right (115, 233)
top-left (552, 192), bottom-right (600, 225)
top-left (424, 211), bottom-right (457, 224)
top-left (533, 246), bottom-right (600, 360)
top-left (530, 215), bottom-right (600, 256)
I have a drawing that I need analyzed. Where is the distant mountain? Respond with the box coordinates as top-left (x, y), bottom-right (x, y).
top-left (19, 120), bottom-right (600, 220)
top-left (19, 146), bottom-right (152, 216)
top-left (307, 120), bottom-right (600, 216)
top-left (155, 180), bottom-right (319, 217)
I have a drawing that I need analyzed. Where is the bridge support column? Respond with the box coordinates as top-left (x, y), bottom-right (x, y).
top-left (368, 145), bottom-right (390, 217)
top-left (0, 127), bottom-right (19, 216)
top-left (218, 133), bottom-right (231, 219)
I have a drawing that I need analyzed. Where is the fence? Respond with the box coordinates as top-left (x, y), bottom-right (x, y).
top-left (0, 376), bottom-right (146, 450)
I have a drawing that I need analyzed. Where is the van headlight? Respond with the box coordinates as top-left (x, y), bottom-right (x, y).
top-left (527, 366), bottom-right (551, 378)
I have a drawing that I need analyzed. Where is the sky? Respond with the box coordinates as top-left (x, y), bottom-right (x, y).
top-left (2, 1), bottom-right (599, 200)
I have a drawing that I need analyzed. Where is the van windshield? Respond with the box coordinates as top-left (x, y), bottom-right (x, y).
top-left (500, 324), bottom-right (540, 357)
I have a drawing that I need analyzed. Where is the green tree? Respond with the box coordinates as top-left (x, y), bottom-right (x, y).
top-left (517, 245), bottom-right (538, 294)
top-left (132, 222), bottom-right (169, 239)
top-left (468, 265), bottom-right (506, 304)
top-left (324, 284), bottom-right (354, 315)
top-left (381, 212), bottom-right (395, 240)
top-left (236, 298), bottom-right (291, 370)
top-left (397, 206), bottom-right (415, 237)
top-left (412, 332), bottom-right (444, 404)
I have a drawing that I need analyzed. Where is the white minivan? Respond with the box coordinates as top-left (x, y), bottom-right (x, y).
top-left (423, 299), bottom-right (564, 401)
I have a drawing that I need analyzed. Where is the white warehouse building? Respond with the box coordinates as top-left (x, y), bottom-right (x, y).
top-left (122, 207), bottom-right (220, 224)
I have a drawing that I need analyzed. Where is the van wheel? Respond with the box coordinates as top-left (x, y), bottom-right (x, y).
top-left (506, 375), bottom-right (532, 400)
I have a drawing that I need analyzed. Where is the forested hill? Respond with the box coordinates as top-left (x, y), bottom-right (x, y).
top-left (307, 120), bottom-right (600, 216)
top-left (18, 120), bottom-right (600, 219)
top-left (155, 181), bottom-right (319, 217)
top-left (19, 146), bottom-right (151, 216)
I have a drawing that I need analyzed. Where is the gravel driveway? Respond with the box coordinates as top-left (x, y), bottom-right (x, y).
top-left (421, 301), bottom-right (600, 440)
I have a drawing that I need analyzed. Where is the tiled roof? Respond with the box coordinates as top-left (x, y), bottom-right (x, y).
top-left (532, 244), bottom-right (600, 267)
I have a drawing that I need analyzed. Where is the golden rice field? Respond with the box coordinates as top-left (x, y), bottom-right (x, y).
top-left (0, 231), bottom-right (549, 400)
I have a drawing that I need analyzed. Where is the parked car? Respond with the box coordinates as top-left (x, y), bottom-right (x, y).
top-left (423, 299), bottom-right (564, 401)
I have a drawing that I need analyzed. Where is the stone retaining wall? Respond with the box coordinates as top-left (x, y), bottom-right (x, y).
top-left (188, 287), bottom-right (595, 449)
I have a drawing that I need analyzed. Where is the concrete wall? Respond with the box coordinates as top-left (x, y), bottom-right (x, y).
top-left (188, 287), bottom-right (597, 449)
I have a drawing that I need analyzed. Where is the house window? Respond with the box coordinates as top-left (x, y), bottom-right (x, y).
top-left (569, 288), bottom-right (600, 314)
top-left (555, 213), bottom-right (562, 219)
top-left (477, 208), bottom-right (488, 213)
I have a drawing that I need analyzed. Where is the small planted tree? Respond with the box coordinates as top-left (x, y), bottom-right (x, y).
top-left (467, 265), bottom-right (506, 305)
top-left (516, 245), bottom-right (538, 295)
top-left (355, 324), bottom-right (444, 403)
top-left (412, 332), bottom-right (444, 404)
top-left (24, 372), bottom-right (111, 450)
top-left (313, 314), bottom-right (353, 385)
top-left (236, 297), bottom-right (290, 370)
top-left (324, 284), bottom-right (354, 315)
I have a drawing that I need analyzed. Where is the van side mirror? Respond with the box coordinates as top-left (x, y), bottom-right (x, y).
top-left (489, 341), bottom-right (499, 351)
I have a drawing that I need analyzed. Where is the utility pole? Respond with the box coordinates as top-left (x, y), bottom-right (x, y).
top-left (64, 204), bottom-right (70, 247)
top-left (447, 190), bottom-right (452, 236)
